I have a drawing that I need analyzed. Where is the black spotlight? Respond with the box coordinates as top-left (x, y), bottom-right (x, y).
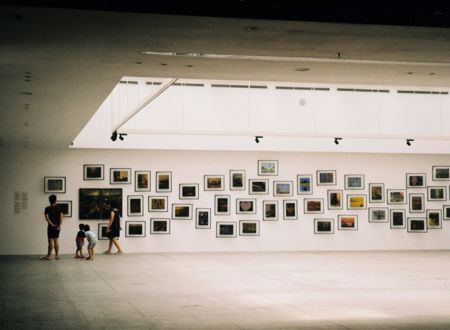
top-left (406, 138), bottom-right (414, 146)
top-left (119, 133), bottom-right (127, 141)
top-left (110, 131), bottom-right (117, 141)
top-left (334, 137), bottom-right (342, 145)
top-left (255, 136), bottom-right (263, 143)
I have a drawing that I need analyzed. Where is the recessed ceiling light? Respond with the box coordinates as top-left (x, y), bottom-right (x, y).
top-left (135, 61), bottom-right (142, 64)
top-left (186, 64), bottom-right (194, 68)
top-left (336, 52), bottom-right (343, 59)
top-left (20, 92), bottom-right (33, 95)
top-left (245, 26), bottom-right (258, 31)
top-left (161, 63), bottom-right (167, 66)
top-left (407, 72), bottom-right (413, 75)
top-left (295, 67), bottom-right (310, 72)
top-left (429, 72), bottom-right (435, 75)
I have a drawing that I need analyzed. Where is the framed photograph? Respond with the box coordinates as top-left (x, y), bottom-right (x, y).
top-left (314, 219), bottom-right (334, 234)
top-left (427, 209), bottom-right (442, 229)
top-left (215, 195), bottom-right (231, 215)
top-left (83, 164), bottom-right (104, 180)
top-left (239, 220), bottom-right (260, 236)
top-left (368, 207), bottom-right (389, 223)
top-left (327, 190), bottom-right (343, 210)
top-left (150, 218), bottom-right (170, 234)
top-left (263, 200), bottom-right (278, 221)
top-left (125, 221), bottom-right (146, 237)
top-left (316, 170), bottom-right (336, 186)
top-left (369, 183), bottom-right (385, 203)
top-left (283, 200), bottom-right (298, 220)
top-left (172, 204), bottom-right (192, 220)
top-left (444, 205), bottom-right (450, 220)
top-left (249, 179), bottom-right (269, 195)
top-left (97, 223), bottom-right (109, 240)
top-left (338, 215), bottom-right (358, 230)
top-left (409, 193), bottom-right (425, 213)
top-left (135, 170), bottom-right (150, 192)
top-left (236, 198), bottom-right (256, 214)
top-left (407, 217), bottom-right (427, 233)
top-left (79, 188), bottom-right (122, 220)
top-left (230, 170), bottom-right (245, 191)
top-left (156, 171), bottom-right (172, 193)
top-left (387, 189), bottom-right (406, 204)
top-left (432, 166), bottom-right (450, 181)
top-left (297, 174), bottom-right (313, 195)
top-left (258, 160), bottom-right (278, 176)
top-left (390, 209), bottom-right (406, 229)
top-left (347, 194), bottom-right (367, 210)
top-left (196, 208), bottom-right (211, 229)
top-left (344, 174), bottom-right (365, 190)
top-left (56, 200), bottom-right (72, 217)
top-left (148, 196), bottom-right (168, 212)
top-left (127, 195), bottom-right (144, 216)
top-left (427, 186), bottom-right (446, 201)
top-left (44, 176), bottom-right (66, 193)
top-left (273, 181), bottom-right (293, 197)
top-left (406, 173), bottom-right (426, 188)
top-left (179, 183), bottom-right (199, 200)
top-left (110, 168), bottom-right (131, 184)
top-left (204, 175), bottom-right (225, 191)
top-left (216, 222), bottom-right (237, 238)
top-left (304, 198), bottom-right (324, 214)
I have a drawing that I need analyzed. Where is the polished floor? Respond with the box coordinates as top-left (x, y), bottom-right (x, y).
top-left (1, 251), bottom-right (450, 329)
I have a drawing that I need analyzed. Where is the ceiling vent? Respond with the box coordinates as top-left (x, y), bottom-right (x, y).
top-left (276, 86), bottom-right (330, 91)
top-left (397, 90), bottom-right (448, 95)
top-left (337, 88), bottom-right (389, 93)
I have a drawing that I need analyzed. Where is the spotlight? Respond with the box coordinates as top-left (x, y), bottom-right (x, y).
top-left (255, 136), bottom-right (263, 143)
top-left (119, 133), bottom-right (127, 141)
top-left (406, 138), bottom-right (414, 146)
top-left (334, 137), bottom-right (342, 145)
top-left (110, 131), bottom-right (117, 141)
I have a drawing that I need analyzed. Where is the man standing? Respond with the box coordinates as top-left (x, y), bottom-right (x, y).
top-left (41, 194), bottom-right (63, 260)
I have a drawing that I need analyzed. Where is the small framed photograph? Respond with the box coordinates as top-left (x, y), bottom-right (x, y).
top-left (156, 171), bottom-right (172, 193)
top-left (304, 198), bottom-right (324, 214)
top-left (273, 181), bottom-right (293, 197)
top-left (338, 215), bottom-right (358, 230)
top-left (258, 160), bottom-right (278, 176)
top-left (409, 193), bottom-right (425, 213)
top-left (83, 164), bottom-right (104, 180)
top-left (150, 218), bottom-right (170, 234)
top-left (297, 174), bottom-right (313, 195)
top-left (249, 179), bottom-right (269, 195)
top-left (44, 176), bottom-right (66, 193)
top-left (390, 209), bottom-right (406, 229)
top-left (179, 183), bottom-right (199, 200)
top-left (125, 221), bottom-right (146, 237)
top-left (236, 198), bottom-right (256, 214)
top-left (316, 170), bottom-right (336, 186)
top-left (283, 200), bottom-right (298, 220)
top-left (314, 219), bottom-right (334, 234)
top-left (347, 194), bottom-right (367, 210)
top-left (172, 204), bottom-right (192, 220)
top-left (196, 208), bottom-right (211, 229)
top-left (204, 175), bottom-right (225, 191)
top-left (239, 220), bottom-right (260, 236)
top-left (427, 209), bottom-right (442, 229)
top-left (427, 186), bottom-right (446, 201)
top-left (406, 173), bottom-right (426, 188)
top-left (387, 189), bottom-right (406, 204)
top-left (368, 207), bottom-right (389, 223)
top-left (110, 168), bottom-right (131, 184)
top-left (432, 166), bottom-right (450, 181)
top-left (444, 205), bottom-right (450, 220)
top-left (216, 222), bottom-right (237, 238)
top-left (369, 183), bottom-right (385, 203)
top-left (56, 200), bottom-right (72, 217)
top-left (230, 170), bottom-right (245, 191)
top-left (127, 195), bottom-right (144, 216)
top-left (135, 170), bottom-right (151, 192)
top-left (327, 190), bottom-right (343, 210)
top-left (98, 223), bottom-right (109, 240)
top-left (344, 174), bottom-right (365, 190)
top-left (407, 217), bottom-right (427, 233)
top-left (263, 200), bottom-right (278, 221)
top-left (148, 196), bottom-right (168, 212)
top-left (215, 195), bottom-right (231, 215)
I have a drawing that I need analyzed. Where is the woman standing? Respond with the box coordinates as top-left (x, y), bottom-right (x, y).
top-left (103, 201), bottom-right (123, 254)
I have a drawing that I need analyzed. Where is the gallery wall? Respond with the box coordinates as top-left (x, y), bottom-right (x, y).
top-left (1, 148), bottom-right (450, 255)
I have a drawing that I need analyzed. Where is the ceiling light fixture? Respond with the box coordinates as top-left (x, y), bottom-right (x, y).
top-left (119, 133), bottom-right (127, 141)
top-left (334, 137), bottom-right (342, 145)
top-left (110, 131), bottom-right (117, 141)
top-left (255, 136), bottom-right (263, 143)
top-left (406, 138), bottom-right (414, 146)
top-left (295, 67), bottom-right (310, 72)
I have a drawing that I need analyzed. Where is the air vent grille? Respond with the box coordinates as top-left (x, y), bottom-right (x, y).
top-left (211, 84), bottom-right (259, 89)
top-left (337, 88), bottom-right (389, 93)
top-left (397, 90), bottom-right (448, 95)
top-left (275, 86), bottom-right (330, 91)
top-left (120, 81), bottom-right (138, 85)
top-left (145, 81), bottom-right (162, 85)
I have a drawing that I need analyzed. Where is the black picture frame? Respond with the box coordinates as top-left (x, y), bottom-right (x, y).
top-left (427, 186), bottom-right (446, 201)
top-left (239, 220), bottom-right (260, 236)
top-left (338, 215), bottom-right (358, 230)
top-left (347, 194), bottom-right (367, 210)
top-left (125, 221), bottom-right (146, 237)
top-left (273, 181), bottom-right (293, 197)
top-left (204, 175), bottom-right (225, 191)
top-left (304, 198), bottom-right (324, 214)
top-left (148, 196), bottom-right (168, 212)
top-left (316, 170), bottom-right (336, 186)
top-left (327, 190), bottom-right (343, 210)
top-left (110, 168), bottom-right (131, 184)
top-left (409, 193), bottom-right (425, 213)
top-left (369, 183), bottom-right (385, 203)
top-left (283, 200), bottom-right (298, 220)
top-left (390, 209), bottom-right (406, 229)
top-left (179, 183), bottom-right (199, 200)
top-left (83, 164), bottom-right (104, 180)
top-left (196, 208), bottom-right (211, 229)
top-left (257, 160), bottom-right (278, 176)
top-left (406, 173), bottom-right (426, 188)
top-left (216, 222), bottom-right (237, 238)
top-left (314, 218), bottom-right (334, 234)
top-left (127, 195), bottom-right (144, 217)
top-left (134, 170), bottom-right (151, 192)
top-left (344, 174), bottom-right (365, 190)
top-left (432, 166), bottom-right (450, 181)
top-left (368, 207), bottom-right (389, 223)
top-left (426, 209), bottom-right (442, 229)
top-left (407, 217), bottom-right (427, 233)
top-left (44, 176), bottom-right (66, 193)
top-left (230, 170), bottom-right (246, 191)
top-left (156, 171), bottom-right (172, 193)
top-left (236, 198), bottom-right (256, 214)
top-left (249, 179), bottom-right (269, 195)
top-left (150, 218), bottom-right (170, 234)
top-left (215, 195), bottom-right (231, 215)
top-left (297, 174), bottom-right (313, 195)
top-left (56, 200), bottom-right (72, 217)
top-left (79, 188), bottom-right (122, 220)
top-left (263, 200), bottom-right (278, 221)
top-left (171, 204), bottom-right (192, 220)
top-left (387, 189), bottom-right (406, 204)
top-left (97, 223), bottom-right (109, 240)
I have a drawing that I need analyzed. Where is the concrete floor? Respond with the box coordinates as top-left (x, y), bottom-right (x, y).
top-left (1, 251), bottom-right (450, 329)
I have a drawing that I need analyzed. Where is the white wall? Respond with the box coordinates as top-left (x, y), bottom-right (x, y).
top-left (1, 148), bottom-right (450, 255)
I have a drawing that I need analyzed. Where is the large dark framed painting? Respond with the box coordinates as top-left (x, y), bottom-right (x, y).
top-left (79, 188), bottom-right (122, 220)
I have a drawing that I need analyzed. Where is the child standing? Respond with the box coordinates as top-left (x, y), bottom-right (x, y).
top-left (75, 224), bottom-right (86, 258)
top-left (84, 224), bottom-right (97, 260)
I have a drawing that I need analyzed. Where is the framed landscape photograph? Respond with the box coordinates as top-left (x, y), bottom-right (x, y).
top-left (216, 222), bottom-right (237, 238)
top-left (273, 181), bottom-right (293, 197)
top-left (297, 174), bottom-right (313, 195)
top-left (148, 196), bottom-right (168, 212)
top-left (172, 204), bottom-right (192, 220)
top-left (134, 170), bottom-right (150, 192)
top-left (283, 200), bottom-right (298, 220)
top-left (196, 208), bottom-right (211, 229)
top-left (125, 221), bottom-right (146, 237)
top-left (314, 219), bottom-right (334, 234)
top-left (110, 168), bottom-right (131, 184)
top-left (316, 170), bottom-right (336, 186)
top-left (347, 194), bottom-right (367, 210)
top-left (432, 166), bottom-right (450, 181)
top-left (406, 173), bottom-right (426, 188)
top-left (390, 209), bottom-right (406, 229)
top-left (249, 179), bottom-right (269, 195)
top-left (368, 207), bottom-right (389, 223)
top-left (387, 189), bottom-right (406, 204)
top-left (56, 200), bottom-right (72, 217)
top-left (263, 200), bottom-right (278, 221)
top-left (427, 209), bottom-right (442, 229)
top-left (409, 193), bottom-right (425, 213)
top-left (156, 171), bottom-right (172, 193)
top-left (344, 174), bottom-right (365, 190)
top-left (258, 160), bottom-right (278, 176)
top-left (83, 164), bottom-right (104, 180)
top-left (215, 195), bottom-right (231, 215)
top-left (427, 186), bottom-right (446, 201)
top-left (327, 190), bottom-right (343, 210)
top-left (338, 215), bottom-right (358, 230)
top-left (97, 223), bottom-right (109, 240)
top-left (230, 170), bottom-right (245, 191)
top-left (304, 198), bottom-right (324, 214)
top-left (44, 176), bottom-right (66, 193)
top-left (444, 205), bottom-right (450, 220)
top-left (236, 198), bottom-right (256, 214)
top-left (79, 188), bottom-right (122, 220)
top-left (407, 217), bottom-right (427, 233)
top-left (239, 220), bottom-right (260, 236)
top-left (127, 195), bottom-right (144, 216)
top-left (204, 175), bottom-right (225, 191)
top-left (150, 218), bottom-right (170, 234)
top-left (369, 183), bottom-right (385, 203)
top-left (179, 183), bottom-right (199, 200)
